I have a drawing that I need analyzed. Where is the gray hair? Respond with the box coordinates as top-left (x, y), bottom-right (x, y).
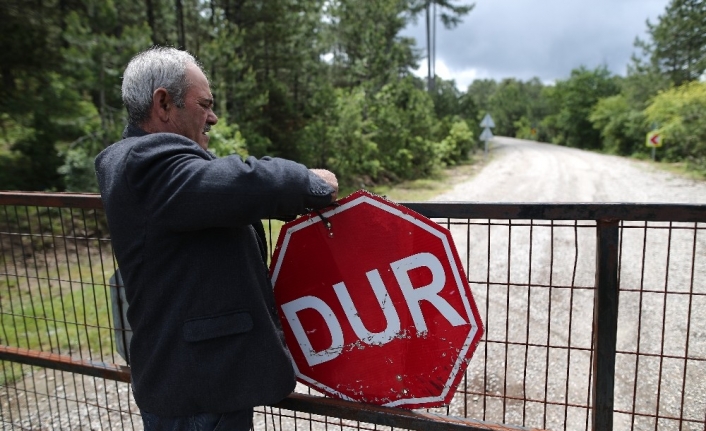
top-left (121, 47), bottom-right (205, 126)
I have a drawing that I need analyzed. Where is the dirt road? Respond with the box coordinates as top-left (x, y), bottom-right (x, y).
top-left (434, 137), bottom-right (706, 204)
top-left (432, 137), bottom-right (706, 430)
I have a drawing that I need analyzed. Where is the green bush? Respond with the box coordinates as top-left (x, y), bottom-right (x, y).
top-left (370, 77), bottom-right (439, 180)
top-left (207, 120), bottom-right (249, 159)
top-left (645, 81), bottom-right (706, 170)
top-left (57, 146), bottom-right (99, 192)
top-left (438, 119), bottom-right (475, 164)
top-left (590, 94), bottom-right (647, 156)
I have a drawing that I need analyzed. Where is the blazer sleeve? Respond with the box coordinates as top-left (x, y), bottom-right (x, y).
top-left (123, 133), bottom-right (334, 231)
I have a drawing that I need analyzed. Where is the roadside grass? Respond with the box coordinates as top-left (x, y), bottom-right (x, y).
top-left (0, 272), bottom-right (114, 385)
top-left (1, 205), bottom-right (116, 386)
top-left (1, 258), bottom-right (116, 386)
top-left (627, 151), bottom-right (706, 182)
top-left (648, 160), bottom-right (706, 181)
top-left (350, 153), bottom-right (485, 203)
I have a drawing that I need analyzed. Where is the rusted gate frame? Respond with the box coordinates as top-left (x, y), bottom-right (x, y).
top-left (2, 192), bottom-right (706, 431)
top-left (611, 220), bottom-right (706, 429)
top-left (404, 202), bottom-right (705, 431)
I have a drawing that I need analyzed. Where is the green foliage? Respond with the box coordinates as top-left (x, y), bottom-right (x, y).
top-left (331, 0), bottom-right (419, 91)
top-left (205, 121), bottom-right (249, 159)
top-left (300, 87), bottom-right (380, 184)
top-left (3, 0), bottom-right (706, 191)
top-left (371, 77), bottom-right (439, 180)
top-left (0, 152), bottom-right (32, 191)
top-left (543, 66), bottom-right (620, 149)
top-left (622, 62), bottom-right (671, 109)
top-left (431, 77), bottom-right (462, 120)
top-left (0, 0), bottom-right (149, 191)
top-left (514, 116), bottom-right (536, 141)
top-left (487, 78), bottom-right (530, 137)
top-left (58, 147), bottom-right (100, 192)
top-left (645, 81), bottom-right (706, 170)
top-left (589, 94), bottom-right (648, 156)
top-left (0, 0), bottom-right (487, 192)
top-left (466, 77), bottom-right (547, 140)
top-left (465, 79), bottom-right (497, 112)
top-left (200, 21), bottom-right (267, 156)
top-left (642, 0), bottom-right (706, 86)
top-left (328, 89), bottom-right (381, 182)
top-left (9, 72), bottom-right (100, 191)
top-left (580, 0), bottom-right (706, 170)
top-left (438, 119), bottom-right (475, 164)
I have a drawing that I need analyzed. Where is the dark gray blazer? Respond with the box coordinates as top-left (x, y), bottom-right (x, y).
top-left (95, 125), bottom-right (334, 416)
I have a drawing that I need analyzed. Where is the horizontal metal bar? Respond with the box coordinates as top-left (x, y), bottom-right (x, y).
top-left (0, 192), bottom-right (103, 209)
top-left (615, 350), bottom-right (706, 361)
top-left (402, 202), bottom-right (706, 222)
top-left (0, 345), bottom-right (545, 430)
top-left (0, 345), bottom-right (131, 383)
top-left (273, 393), bottom-right (546, 431)
top-left (1, 192), bottom-right (705, 222)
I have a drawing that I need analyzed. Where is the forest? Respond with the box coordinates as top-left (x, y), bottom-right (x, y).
top-left (1, 0), bottom-right (704, 192)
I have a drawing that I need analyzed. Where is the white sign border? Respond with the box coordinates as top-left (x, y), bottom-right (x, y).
top-left (272, 194), bottom-right (481, 408)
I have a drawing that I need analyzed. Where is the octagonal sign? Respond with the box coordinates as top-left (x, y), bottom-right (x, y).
top-left (270, 190), bottom-right (483, 409)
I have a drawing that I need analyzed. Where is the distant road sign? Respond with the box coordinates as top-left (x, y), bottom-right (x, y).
top-left (646, 131), bottom-right (663, 148)
top-left (480, 113), bottom-right (495, 129)
top-left (480, 128), bottom-right (494, 142)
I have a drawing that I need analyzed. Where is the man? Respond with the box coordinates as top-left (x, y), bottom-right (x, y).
top-left (95, 47), bottom-right (338, 431)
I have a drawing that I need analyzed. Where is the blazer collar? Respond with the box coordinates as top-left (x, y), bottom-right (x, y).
top-left (121, 123), bottom-right (218, 160)
top-left (123, 124), bottom-right (149, 139)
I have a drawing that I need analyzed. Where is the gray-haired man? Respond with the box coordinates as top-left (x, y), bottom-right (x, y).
top-left (96, 47), bottom-right (337, 431)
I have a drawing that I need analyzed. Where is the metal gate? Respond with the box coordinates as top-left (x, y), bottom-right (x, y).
top-left (1, 192), bottom-right (704, 430)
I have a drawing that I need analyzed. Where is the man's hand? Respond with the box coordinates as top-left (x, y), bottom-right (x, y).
top-left (310, 169), bottom-right (338, 202)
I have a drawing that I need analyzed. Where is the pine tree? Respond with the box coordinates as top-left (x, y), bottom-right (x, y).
top-left (407, 0), bottom-right (474, 93)
top-left (645, 0), bottom-right (706, 86)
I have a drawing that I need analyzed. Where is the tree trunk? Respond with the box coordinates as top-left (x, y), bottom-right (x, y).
top-left (145, 0), bottom-right (158, 45)
top-left (431, 2), bottom-right (436, 90)
top-left (175, 0), bottom-right (185, 49)
top-left (425, 2), bottom-right (432, 93)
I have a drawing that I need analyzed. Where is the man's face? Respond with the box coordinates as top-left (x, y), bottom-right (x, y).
top-left (171, 63), bottom-right (218, 150)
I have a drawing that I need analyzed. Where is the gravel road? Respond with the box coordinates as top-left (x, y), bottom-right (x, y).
top-left (3, 137), bottom-right (705, 430)
top-left (435, 137), bottom-right (706, 204)
top-left (431, 137), bottom-right (706, 430)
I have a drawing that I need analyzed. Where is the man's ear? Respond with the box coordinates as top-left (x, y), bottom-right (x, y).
top-left (152, 88), bottom-right (172, 123)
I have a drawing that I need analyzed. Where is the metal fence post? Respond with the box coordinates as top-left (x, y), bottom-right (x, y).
top-left (592, 219), bottom-right (620, 431)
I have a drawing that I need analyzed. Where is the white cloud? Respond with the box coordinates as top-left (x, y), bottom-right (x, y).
top-left (412, 58), bottom-right (488, 91)
top-left (402, 0), bottom-right (670, 84)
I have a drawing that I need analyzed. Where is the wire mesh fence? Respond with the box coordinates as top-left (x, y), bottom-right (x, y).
top-left (0, 193), bottom-right (704, 430)
top-left (614, 221), bottom-right (706, 430)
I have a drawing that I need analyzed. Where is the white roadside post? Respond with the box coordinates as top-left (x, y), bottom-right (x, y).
top-left (480, 113), bottom-right (495, 158)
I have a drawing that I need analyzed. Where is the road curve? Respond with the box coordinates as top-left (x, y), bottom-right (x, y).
top-left (433, 136), bottom-right (706, 204)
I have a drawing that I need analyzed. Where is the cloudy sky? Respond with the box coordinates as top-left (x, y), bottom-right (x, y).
top-left (402, 0), bottom-right (671, 89)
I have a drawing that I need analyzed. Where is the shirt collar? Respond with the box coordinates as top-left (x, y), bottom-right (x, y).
top-left (122, 123), bottom-right (149, 139)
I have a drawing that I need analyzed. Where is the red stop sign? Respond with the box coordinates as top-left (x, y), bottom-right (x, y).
top-left (270, 190), bottom-right (483, 409)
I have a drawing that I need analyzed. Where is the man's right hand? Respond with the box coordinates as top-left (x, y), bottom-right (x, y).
top-left (310, 169), bottom-right (339, 202)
